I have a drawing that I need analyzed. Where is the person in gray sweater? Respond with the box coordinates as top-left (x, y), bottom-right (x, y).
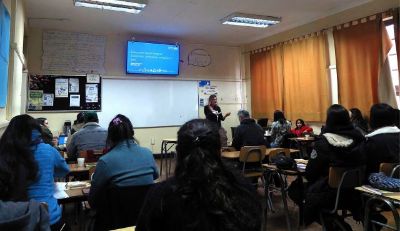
top-left (67, 111), bottom-right (107, 159)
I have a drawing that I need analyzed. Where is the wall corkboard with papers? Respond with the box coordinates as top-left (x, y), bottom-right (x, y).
top-left (27, 74), bottom-right (102, 112)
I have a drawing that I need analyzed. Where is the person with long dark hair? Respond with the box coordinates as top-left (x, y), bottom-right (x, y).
top-left (304, 105), bottom-right (365, 230)
top-left (136, 119), bottom-right (262, 231)
top-left (0, 114), bottom-right (70, 230)
top-left (361, 103), bottom-right (400, 176)
top-left (37, 117), bottom-right (54, 146)
top-left (349, 108), bottom-right (369, 135)
top-left (270, 110), bottom-right (291, 147)
top-left (89, 114), bottom-right (159, 209)
top-left (0, 115), bottom-right (39, 201)
top-left (291, 118), bottom-right (313, 137)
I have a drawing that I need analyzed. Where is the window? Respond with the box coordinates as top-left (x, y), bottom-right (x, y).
top-left (0, 1), bottom-right (10, 108)
top-left (385, 24), bottom-right (399, 108)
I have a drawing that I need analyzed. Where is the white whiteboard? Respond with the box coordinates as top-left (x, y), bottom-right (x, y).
top-left (42, 31), bottom-right (106, 73)
top-left (98, 79), bottom-right (199, 128)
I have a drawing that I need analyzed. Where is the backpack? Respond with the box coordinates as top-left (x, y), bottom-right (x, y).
top-left (270, 152), bottom-right (297, 171)
top-left (368, 172), bottom-right (400, 192)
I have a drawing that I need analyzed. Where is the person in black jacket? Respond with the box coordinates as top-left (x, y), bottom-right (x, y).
top-left (136, 119), bottom-right (262, 231)
top-left (231, 110), bottom-right (265, 151)
top-left (361, 103), bottom-right (400, 176)
top-left (304, 104), bottom-right (365, 229)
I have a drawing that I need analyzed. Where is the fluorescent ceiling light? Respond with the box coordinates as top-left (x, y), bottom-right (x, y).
top-left (221, 12), bottom-right (281, 28)
top-left (74, 0), bottom-right (146, 14)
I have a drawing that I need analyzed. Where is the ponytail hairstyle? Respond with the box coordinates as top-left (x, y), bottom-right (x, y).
top-left (106, 114), bottom-right (135, 150)
top-left (174, 119), bottom-right (261, 230)
top-left (0, 114), bottom-right (39, 200)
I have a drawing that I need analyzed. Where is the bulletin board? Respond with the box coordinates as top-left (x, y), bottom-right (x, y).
top-left (27, 74), bottom-right (101, 112)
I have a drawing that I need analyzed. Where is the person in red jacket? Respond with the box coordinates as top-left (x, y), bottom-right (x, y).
top-left (291, 119), bottom-right (313, 137)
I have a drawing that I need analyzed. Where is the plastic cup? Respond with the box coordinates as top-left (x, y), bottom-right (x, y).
top-left (77, 158), bottom-right (85, 167)
top-left (305, 134), bottom-right (310, 140)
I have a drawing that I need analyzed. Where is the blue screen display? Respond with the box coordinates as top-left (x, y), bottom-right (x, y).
top-left (126, 41), bottom-right (180, 75)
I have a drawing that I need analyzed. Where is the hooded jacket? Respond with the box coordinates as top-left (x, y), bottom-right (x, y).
top-left (305, 128), bottom-right (365, 184)
top-left (361, 126), bottom-right (400, 175)
top-left (0, 200), bottom-right (50, 231)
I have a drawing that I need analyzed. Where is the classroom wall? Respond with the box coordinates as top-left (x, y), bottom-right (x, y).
top-left (26, 29), bottom-right (245, 152)
top-left (0, 0), bottom-right (26, 136)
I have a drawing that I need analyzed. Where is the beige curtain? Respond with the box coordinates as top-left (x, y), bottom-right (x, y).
top-left (282, 34), bottom-right (330, 122)
top-left (334, 18), bottom-right (386, 114)
top-left (250, 47), bottom-right (283, 119)
top-left (378, 20), bottom-right (397, 108)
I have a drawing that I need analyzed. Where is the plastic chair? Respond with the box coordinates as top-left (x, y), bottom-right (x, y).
top-left (319, 166), bottom-right (365, 231)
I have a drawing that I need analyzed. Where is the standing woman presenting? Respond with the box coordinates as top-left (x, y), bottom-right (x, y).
top-left (204, 94), bottom-right (231, 146)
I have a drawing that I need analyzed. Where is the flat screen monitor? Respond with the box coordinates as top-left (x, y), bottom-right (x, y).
top-left (126, 41), bottom-right (180, 75)
top-left (58, 135), bottom-right (68, 145)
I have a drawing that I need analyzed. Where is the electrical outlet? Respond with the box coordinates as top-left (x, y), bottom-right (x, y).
top-left (150, 138), bottom-right (155, 145)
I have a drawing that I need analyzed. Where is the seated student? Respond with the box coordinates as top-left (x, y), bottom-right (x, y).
top-left (70, 112), bottom-right (85, 136)
top-left (89, 114), bottom-right (159, 209)
top-left (231, 110), bottom-right (265, 151)
top-left (291, 119), bottom-right (313, 137)
top-left (67, 111), bottom-right (107, 159)
top-left (349, 108), bottom-right (369, 135)
top-left (136, 119), bottom-right (262, 231)
top-left (361, 103), bottom-right (400, 176)
top-left (0, 114), bottom-right (70, 230)
top-left (304, 104), bottom-right (365, 229)
top-left (37, 117), bottom-right (54, 146)
top-left (270, 110), bottom-right (291, 148)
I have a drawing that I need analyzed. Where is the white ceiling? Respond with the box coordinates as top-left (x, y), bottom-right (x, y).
top-left (25, 0), bottom-right (372, 46)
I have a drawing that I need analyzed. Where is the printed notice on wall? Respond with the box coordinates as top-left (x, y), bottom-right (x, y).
top-left (55, 78), bottom-right (68, 97)
top-left (43, 94), bottom-right (54, 106)
top-left (70, 95), bottom-right (80, 107)
top-left (28, 90), bottom-right (43, 110)
top-left (69, 78), bottom-right (79, 93)
top-left (85, 84), bottom-right (98, 103)
top-left (87, 74), bottom-right (100, 83)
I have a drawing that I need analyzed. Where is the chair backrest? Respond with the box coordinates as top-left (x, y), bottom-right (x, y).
top-left (379, 163), bottom-right (399, 177)
top-left (79, 149), bottom-right (105, 163)
top-left (327, 166), bottom-right (365, 213)
top-left (328, 166), bottom-right (364, 188)
top-left (95, 184), bottom-right (153, 230)
top-left (239, 145), bottom-right (266, 163)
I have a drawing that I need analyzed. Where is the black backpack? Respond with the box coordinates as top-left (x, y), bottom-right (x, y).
top-left (270, 152), bottom-right (297, 171)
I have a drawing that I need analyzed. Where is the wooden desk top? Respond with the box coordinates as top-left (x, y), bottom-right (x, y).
top-left (289, 137), bottom-right (315, 142)
top-left (111, 226), bottom-right (135, 231)
top-left (221, 148), bottom-right (300, 159)
top-left (355, 186), bottom-right (400, 202)
top-left (68, 163), bottom-right (96, 172)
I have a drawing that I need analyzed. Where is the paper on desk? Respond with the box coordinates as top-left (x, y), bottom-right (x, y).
top-left (54, 182), bottom-right (68, 199)
top-left (297, 163), bottom-right (307, 170)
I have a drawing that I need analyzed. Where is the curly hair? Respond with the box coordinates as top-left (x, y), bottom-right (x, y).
top-left (0, 114), bottom-right (39, 200)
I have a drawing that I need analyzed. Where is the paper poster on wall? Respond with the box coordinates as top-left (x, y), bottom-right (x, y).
top-left (28, 90), bottom-right (43, 110)
top-left (70, 95), bottom-right (80, 107)
top-left (69, 78), bottom-right (79, 93)
top-left (87, 74), bottom-right (100, 83)
top-left (85, 84), bottom-right (98, 102)
top-left (43, 94), bottom-right (54, 106)
top-left (55, 78), bottom-right (68, 97)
